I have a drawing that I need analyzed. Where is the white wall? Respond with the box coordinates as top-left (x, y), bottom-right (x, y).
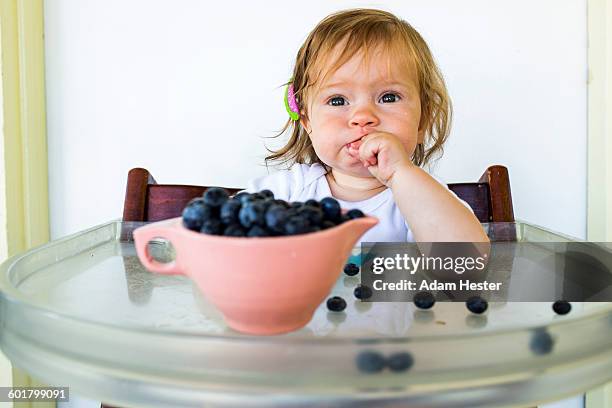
top-left (44, 0), bottom-right (587, 240)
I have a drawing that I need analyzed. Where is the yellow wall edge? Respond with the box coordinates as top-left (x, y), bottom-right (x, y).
top-left (0, 0), bottom-right (51, 407)
top-left (0, 0), bottom-right (25, 257)
top-left (15, 0), bottom-right (49, 250)
top-left (0, 0), bottom-right (48, 254)
top-left (586, 0), bottom-right (612, 407)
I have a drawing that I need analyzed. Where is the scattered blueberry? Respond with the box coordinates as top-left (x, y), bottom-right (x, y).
top-left (354, 285), bottom-right (372, 300)
top-left (356, 350), bottom-right (386, 373)
top-left (552, 300), bottom-right (571, 315)
top-left (466, 296), bottom-right (488, 314)
top-left (343, 263), bottom-right (360, 276)
top-left (203, 187), bottom-right (229, 207)
top-left (413, 291), bottom-right (435, 310)
top-left (529, 329), bottom-right (555, 355)
top-left (326, 296), bottom-right (347, 312)
top-left (387, 352), bottom-right (414, 372)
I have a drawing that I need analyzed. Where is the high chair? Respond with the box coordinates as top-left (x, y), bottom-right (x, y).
top-left (101, 165), bottom-right (515, 408)
top-left (121, 165), bottom-right (514, 224)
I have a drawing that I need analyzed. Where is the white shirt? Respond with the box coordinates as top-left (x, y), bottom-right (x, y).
top-left (246, 163), bottom-right (471, 246)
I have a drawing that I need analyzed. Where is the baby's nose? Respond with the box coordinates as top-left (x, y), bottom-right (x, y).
top-left (351, 118), bottom-right (376, 127)
top-left (350, 106), bottom-right (380, 128)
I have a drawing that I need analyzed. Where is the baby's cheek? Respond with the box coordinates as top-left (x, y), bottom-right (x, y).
top-left (317, 138), bottom-right (337, 152)
top-left (309, 138), bottom-right (333, 160)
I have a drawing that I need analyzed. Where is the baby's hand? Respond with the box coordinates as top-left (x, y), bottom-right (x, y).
top-left (348, 132), bottom-right (413, 187)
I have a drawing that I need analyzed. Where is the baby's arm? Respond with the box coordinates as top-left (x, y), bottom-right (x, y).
top-left (355, 132), bottom-right (489, 243)
top-left (389, 165), bottom-right (489, 242)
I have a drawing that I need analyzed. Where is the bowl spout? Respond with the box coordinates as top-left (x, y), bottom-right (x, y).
top-left (339, 216), bottom-right (379, 247)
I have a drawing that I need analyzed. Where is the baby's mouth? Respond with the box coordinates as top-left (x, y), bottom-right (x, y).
top-left (346, 139), bottom-right (362, 158)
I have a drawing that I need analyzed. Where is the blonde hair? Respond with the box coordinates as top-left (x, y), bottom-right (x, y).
top-left (265, 8), bottom-right (452, 169)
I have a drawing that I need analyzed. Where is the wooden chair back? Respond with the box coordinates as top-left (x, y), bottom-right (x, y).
top-left (447, 165), bottom-right (514, 223)
top-left (122, 165), bottom-right (514, 224)
top-left (122, 169), bottom-right (241, 222)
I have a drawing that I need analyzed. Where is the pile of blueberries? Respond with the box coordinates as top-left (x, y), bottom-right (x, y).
top-left (182, 187), bottom-right (365, 237)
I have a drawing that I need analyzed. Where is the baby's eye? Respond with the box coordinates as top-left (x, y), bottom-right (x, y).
top-left (380, 93), bottom-right (401, 103)
top-left (328, 96), bottom-right (347, 106)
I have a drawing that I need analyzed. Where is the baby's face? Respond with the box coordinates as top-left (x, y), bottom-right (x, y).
top-left (302, 48), bottom-right (423, 178)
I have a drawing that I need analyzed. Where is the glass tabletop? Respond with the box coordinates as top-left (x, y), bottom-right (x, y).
top-left (1, 220), bottom-right (611, 407)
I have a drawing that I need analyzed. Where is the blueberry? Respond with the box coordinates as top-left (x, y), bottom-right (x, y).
top-left (387, 352), bottom-right (414, 372)
top-left (220, 199), bottom-right (242, 224)
top-left (343, 263), bottom-right (360, 276)
top-left (321, 220), bottom-right (336, 229)
top-left (265, 204), bottom-right (289, 233)
top-left (203, 187), bottom-right (229, 207)
top-left (320, 197), bottom-right (341, 221)
top-left (260, 198), bottom-right (275, 213)
top-left (235, 192), bottom-right (254, 205)
top-left (181, 201), bottom-right (213, 231)
top-left (259, 189), bottom-right (275, 199)
top-left (466, 296), bottom-right (488, 314)
top-left (233, 191), bottom-right (249, 200)
top-left (223, 224), bottom-right (246, 237)
top-left (187, 197), bottom-right (207, 206)
top-left (290, 201), bottom-right (304, 209)
top-left (346, 209), bottom-right (365, 219)
top-left (250, 192), bottom-right (267, 201)
top-left (530, 329), bottom-right (555, 355)
top-left (297, 206), bottom-right (324, 226)
top-left (273, 199), bottom-right (291, 208)
top-left (552, 300), bottom-right (571, 315)
top-left (304, 199), bottom-right (321, 208)
top-left (413, 291), bottom-right (435, 310)
top-left (247, 225), bottom-right (270, 237)
top-left (354, 285), bottom-right (372, 300)
top-left (326, 296), bottom-right (347, 312)
top-left (356, 350), bottom-right (386, 373)
top-left (336, 214), bottom-right (351, 225)
top-left (284, 215), bottom-right (310, 235)
top-left (284, 207), bottom-right (298, 218)
top-left (200, 219), bottom-right (223, 235)
top-left (238, 201), bottom-right (266, 228)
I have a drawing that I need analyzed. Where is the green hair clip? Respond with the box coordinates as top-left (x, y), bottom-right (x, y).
top-left (284, 83), bottom-right (300, 121)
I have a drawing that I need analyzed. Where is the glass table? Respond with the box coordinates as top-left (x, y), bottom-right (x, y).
top-left (0, 221), bottom-right (611, 407)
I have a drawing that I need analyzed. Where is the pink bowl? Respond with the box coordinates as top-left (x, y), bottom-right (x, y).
top-left (133, 216), bottom-right (378, 335)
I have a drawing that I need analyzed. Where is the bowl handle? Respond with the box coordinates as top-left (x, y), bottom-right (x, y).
top-left (133, 221), bottom-right (184, 275)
